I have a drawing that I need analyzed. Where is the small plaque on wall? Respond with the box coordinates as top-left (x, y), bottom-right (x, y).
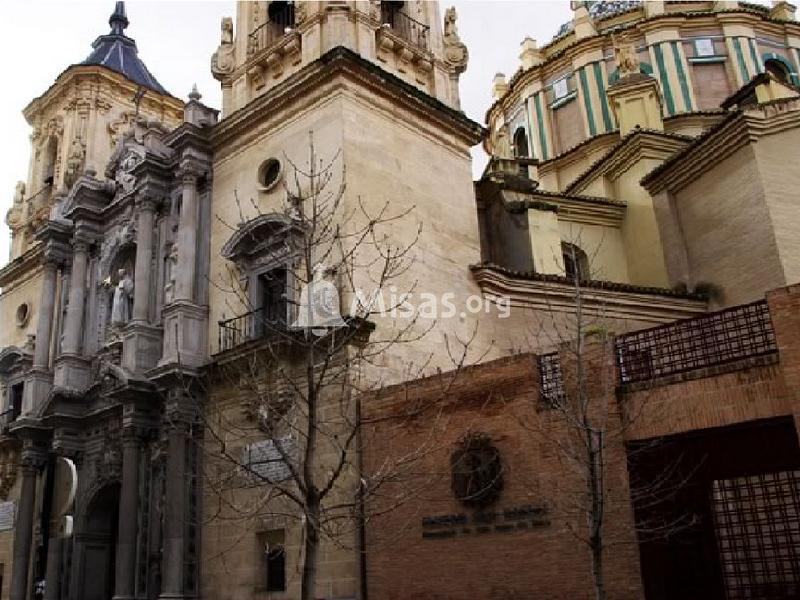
top-left (0, 501), bottom-right (16, 531)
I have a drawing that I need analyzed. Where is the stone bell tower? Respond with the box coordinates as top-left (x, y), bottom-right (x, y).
top-left (211, 0), bottom-right (470, 116)
top-left (207, 1), bottom-right (490, 375)
top-left (0, 2), bottom-right (183, 352)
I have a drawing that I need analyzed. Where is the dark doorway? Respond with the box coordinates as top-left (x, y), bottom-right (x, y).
top-left (628, 417), bottom-right (800, 600)
top-left (81, 484), bottom-right (120, 600)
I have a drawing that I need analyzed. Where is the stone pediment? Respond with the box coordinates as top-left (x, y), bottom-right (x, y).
top-left (0, 346), bottom-right (31, 377)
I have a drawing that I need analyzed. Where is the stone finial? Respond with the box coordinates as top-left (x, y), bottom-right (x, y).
top-left (571, 1), bottom-right (597, 39)
top-left (519, 37), bottom-right (542, 70)
top-left (770, 1), bottom-right (797, 20)
top-left (188, 84), bottom-right (202, 102)
top-left (645, 1), bottom-right (665, 16)
top-left (492, 73), bottom-right (509, 101)
top-left (109, 1), bottom-right (129, 36)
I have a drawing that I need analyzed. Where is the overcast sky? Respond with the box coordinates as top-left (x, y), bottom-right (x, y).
top-left (0, 0), bottom-right (572, 265)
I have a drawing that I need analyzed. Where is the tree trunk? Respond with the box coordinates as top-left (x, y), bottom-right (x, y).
top-left (590, 532), bottom-right (606, 600)
top-left (301, 498), bottom-right (321, 600)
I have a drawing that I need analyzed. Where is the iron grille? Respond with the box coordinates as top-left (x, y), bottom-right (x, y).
top-left (537, 352), bottom-right (565, 409)
top-left (711, 470), bottom-right (800, 599)
top-left (616, 300), bottom-right (778, 385)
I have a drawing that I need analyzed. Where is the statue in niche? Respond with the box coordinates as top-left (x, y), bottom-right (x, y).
top-left (111, 268), bottom-right (134, 325)
top-left (64, 137), bottom-right (86, 188)
top-left (164, 243), bottom-right (178, 304)
top-left (211, 17), bottom-right (235, 80)
top-left (613, 33), bottom-right (640, 78)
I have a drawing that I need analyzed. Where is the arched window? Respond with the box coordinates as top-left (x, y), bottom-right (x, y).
top-left (562, 242), bottom-right (589, 282)
top-left (513, 126), bottom-right (530, 158)
top-left (43, 136), bottom-right (58, 186)
top-left (267, 1), bottom-right (295, 29)
top-left (765, 59), bottom-right (790, 85)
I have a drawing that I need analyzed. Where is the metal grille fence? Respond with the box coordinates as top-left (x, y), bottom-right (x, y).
top-left (537, 352), bottom-right (565, 409)
top-left (616, 300), bottom-right (778, 385)
top-left (711, 470), bottom-right (800, 599)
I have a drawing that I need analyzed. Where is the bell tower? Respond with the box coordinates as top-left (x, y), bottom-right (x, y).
top-left (1, 1), bottom-right (182, 353)
top-left (211, 0), bottom-right (469, 116)
top-left (4, 2), bottom-right (183, 263)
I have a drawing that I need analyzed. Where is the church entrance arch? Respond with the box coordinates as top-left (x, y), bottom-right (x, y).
top-left (79, 483), bottom-right (120, 600)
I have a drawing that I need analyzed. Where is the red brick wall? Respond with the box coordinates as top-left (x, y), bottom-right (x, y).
top-left (363, 353), bottom-right (642, 600)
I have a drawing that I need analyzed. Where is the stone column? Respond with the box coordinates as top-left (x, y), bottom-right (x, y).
top-left (61, 240), bottom-right (90, 355)
top-left (132, 197), bottom-right (157, 323)
top-left (160, 414), bottom-right (188, 599)
top-left (114, 427), bottom-right (142, 600)
top-left (10, 450), bottom-right (43, 600)
top-left (175, 171), bottom-right (199, 303)
top-left (33, 261), bottom-right (58, 369)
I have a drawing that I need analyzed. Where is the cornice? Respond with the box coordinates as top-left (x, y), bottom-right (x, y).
top-left (470, 263), bottom-right (707, 325)
top-left (567, 129), bottom-right (692, 194)
top-left (538, 132), bottom-right (622, 179)
top-left (0, 245), bottom-right (44, 289)
top-left (642, 99), bottom-right (800, 193)
top-left (23, 64), bottom-right (184, 124)
top-left (211, 47), bottom-right (484, 160)
top-left (487, 7), bottom-right (800, 125)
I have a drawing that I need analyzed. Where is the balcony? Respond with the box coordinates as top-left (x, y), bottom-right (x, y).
top-left (616, 300), bottom-right (778, 385)
top-left (380, 5), bottom-right (429, 51)
top-left (217, 307), bottom-right (289, 353)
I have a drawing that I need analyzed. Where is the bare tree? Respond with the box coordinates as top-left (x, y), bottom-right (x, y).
top-left (196, 133), bottom-right (477, 600)
top-left (519, 231), bottom-right (697, 600)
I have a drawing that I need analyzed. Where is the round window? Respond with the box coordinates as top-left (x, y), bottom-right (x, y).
top-left (257, 158), bottom-right (282, 191)
top-left (15, 303), bottom-right (30, 327)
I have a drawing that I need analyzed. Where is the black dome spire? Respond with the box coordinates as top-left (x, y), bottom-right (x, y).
top-left (81, 1), bottom-right (171, 96)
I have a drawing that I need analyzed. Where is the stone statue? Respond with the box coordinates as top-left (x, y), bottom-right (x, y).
top-left (5, 182), bottom-right (25, 229)
top-left (211, 17), bottom-right (236, 80)
top-left (613, 33), bottom-right (640, 78)
top-left (111, 268), bottom-right (134, 325)
top-left (443, 7), bottom-right (468, 72)
top-left (164, 243), bottom-right (178, 304)
top-left (65, 137), bottom-right (86, 188)
top-left (12, 181), bottom-right (24, 209)
top-left (291, 263), bottom-right (345, 336)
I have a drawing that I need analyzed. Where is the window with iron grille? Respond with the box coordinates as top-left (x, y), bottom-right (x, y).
top-left (710, 470), bottom-right (800, 599)
top-left (538, 352), bottom-right (566, 409)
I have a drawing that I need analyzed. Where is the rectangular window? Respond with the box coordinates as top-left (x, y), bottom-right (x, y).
top-left (548, 74), bottom-right (577, 108)
top-left (694, 38), bottom-right (715, 57)
top-left (259, 529), bottom-right (286, 592)
top-left (552, 76), bottom-right (570, 100)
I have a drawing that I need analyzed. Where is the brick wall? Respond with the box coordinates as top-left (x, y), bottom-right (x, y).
top-left (363, 352), bottom-right (642, 600)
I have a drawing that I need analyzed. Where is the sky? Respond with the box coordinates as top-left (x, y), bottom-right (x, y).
top-left (0, 0), bottom-right (573, 265)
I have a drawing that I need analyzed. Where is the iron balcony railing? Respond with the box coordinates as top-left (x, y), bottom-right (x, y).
top-left (616, 300), bottom-right (778, 385)
top-left (537, 352), bottom-right (566, 409)
top-left (218, 307), bottom-right (288, 353)
top-left (247, 3), bottom-right (296, 58)
top-left (380, 5), bottom-right (429, 50)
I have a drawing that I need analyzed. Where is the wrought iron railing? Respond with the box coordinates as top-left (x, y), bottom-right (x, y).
top-left (537, 352), bottom-right (566, 409)
top-left (248, 2), bottom-right (296, 58)
top-left (218, 307), bottom-right (288, 353)
top-left (380, 5), bottom-right (429, 50)
top-left (616, 300), bottom-right (778, 385)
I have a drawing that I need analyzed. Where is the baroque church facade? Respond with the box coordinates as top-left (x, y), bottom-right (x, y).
top-left (0, 1), bottom-right (798, 599)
